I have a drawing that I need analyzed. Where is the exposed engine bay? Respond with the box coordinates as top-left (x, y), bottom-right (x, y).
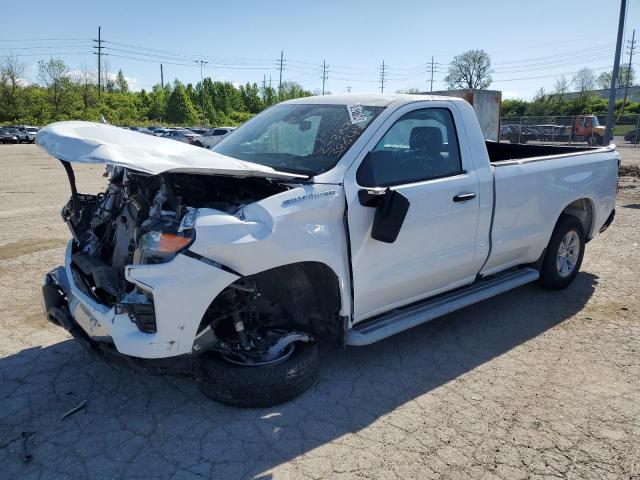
top-left (62, 163), bottom-right (289, 314)
top-left (55, 160), bottom-right (342, 365)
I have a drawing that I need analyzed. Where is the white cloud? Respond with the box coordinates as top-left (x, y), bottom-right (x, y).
top-left (502, 91), bottom-right (520, 100)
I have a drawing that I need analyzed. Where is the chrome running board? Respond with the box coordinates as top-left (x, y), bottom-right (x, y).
top-left (346, 268), bottom-right (539, 346)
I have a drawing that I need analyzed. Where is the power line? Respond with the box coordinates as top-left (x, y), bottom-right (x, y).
top-left (493, 65), bottom-right (611, 82)
top-left (0, 51), bottom-right (92, 57)
top-left (491, 43), bottom-right (615, 65)
top-left (0, 44), bottom-right (92, 50)
top-left (0, 37), bottom-right (91, 42)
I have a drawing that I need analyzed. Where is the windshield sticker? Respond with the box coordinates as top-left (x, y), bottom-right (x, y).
top-left (281, 190), bottom-right (337, 207)
top-left (347, 103), bottom-right (368, 124)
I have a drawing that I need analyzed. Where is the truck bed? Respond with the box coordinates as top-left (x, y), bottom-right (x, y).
top-left (479, 141), bottom-right (618, 277)
top-left (485, 140), bottom-right (596, 163)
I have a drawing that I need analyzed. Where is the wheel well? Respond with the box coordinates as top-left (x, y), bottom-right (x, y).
top-left (201, 262), bottom-right (345, 345)
top-left (561, 198), bottom-right (594, 238)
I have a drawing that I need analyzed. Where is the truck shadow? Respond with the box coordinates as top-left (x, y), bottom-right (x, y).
top-left (0, 273), bottom-right (598, 479)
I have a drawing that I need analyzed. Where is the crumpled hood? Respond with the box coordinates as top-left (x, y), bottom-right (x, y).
top-left (35, 121), bottom-right (306, 180)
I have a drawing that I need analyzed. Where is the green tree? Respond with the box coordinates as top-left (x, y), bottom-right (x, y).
top-left (115, 69), bottom-right (129, 93)
top-left (38, 58), bottom-right (74, 118)
top-left (278, 81), bottom-right (313, 100)
top-left (166, 81), bottom-right (198, 124)
top-left (501, 99), bottom-right (528, 117)
top-left (147, 84), bottom-right (168, 122)
top-left (240, 82), bottom-right (263, 113)
top-left (445, 49), bottom-right (493, 90)
top-left (263, 86), bottom-right (278, 106)
top-left (0, 54), bottom-right (26, 122)
top-left (72, 62), bottom-right (98, 116)
top-left (597, 66), bottom-right (635, 90)
top-left (572, 68), bottom-right (596, 94)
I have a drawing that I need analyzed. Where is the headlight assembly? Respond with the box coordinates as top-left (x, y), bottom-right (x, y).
top-left (133, 229), bottom-right (195, 265)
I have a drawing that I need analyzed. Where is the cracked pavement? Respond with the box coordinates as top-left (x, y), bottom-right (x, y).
top-left (0, 144), bottom-right (639, 479)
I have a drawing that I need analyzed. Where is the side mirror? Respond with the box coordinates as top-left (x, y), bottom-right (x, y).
top-left (359, 188), bottom-right (410, 243)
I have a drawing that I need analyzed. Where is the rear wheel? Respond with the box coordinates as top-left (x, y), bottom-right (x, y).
top-left (539, 215), bottom-right (585, 290)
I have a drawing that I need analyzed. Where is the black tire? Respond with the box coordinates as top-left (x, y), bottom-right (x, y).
top-left (198, 342), bottom-right (319, 408)
top-left (539, 215), bottom-right (585, 290)
top-left (587, 135), bottom-right (600, 146)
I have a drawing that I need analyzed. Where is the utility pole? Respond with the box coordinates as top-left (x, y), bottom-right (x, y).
top-left (194, 60), bottom-right (209, 125)
top-left (93, 26), bottom-right (104, 103)
top-left (428, 56), bottom-right (437, 92)
top-left (160, 63), bottom-right (164, 89)
top-left (621, 29), bottom-right (636, 116)
top-left (379, 60), bottom-right (386, 93)
top-left (277, 50), bottom-right (285, 97)
top-left (321, 60), bottom-right (328, 95)
top-left (262, 74), bottom-right (267, 100)
top-left (604, 0), bottom-right (627, 146)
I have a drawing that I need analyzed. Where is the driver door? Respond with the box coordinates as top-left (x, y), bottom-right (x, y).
top-left (344, 103), bottom-right (483, 322)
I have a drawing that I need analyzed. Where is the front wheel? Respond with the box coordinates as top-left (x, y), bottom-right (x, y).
top-left (198, 341), bottom-right (319, 408)
top-left (587, 135), bottom-right (601, 146)
top-left (539, 215), bottom-right (585, 290)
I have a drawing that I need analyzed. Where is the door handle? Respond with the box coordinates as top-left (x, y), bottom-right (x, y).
top-left (453, 192), bottom-right (476, 203)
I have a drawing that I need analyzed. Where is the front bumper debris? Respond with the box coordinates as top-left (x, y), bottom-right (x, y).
top-left (41, 241), bottom-right (240, 359)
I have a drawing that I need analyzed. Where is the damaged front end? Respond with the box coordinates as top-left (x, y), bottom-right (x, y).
top-left (44, 159), bottom-right (291, 358)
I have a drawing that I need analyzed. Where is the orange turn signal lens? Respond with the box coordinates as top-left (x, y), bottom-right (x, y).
top-left (157, 233), bottom-right (193, 254)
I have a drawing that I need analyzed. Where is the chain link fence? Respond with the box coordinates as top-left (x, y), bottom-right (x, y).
top-left (500, 115), bottom-right (640, 147)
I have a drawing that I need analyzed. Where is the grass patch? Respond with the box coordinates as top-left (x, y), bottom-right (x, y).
top-left (613, 124), bottom-right (637, 136)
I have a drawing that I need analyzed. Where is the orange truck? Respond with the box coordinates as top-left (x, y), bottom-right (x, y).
top-left (571, 115), bottom-right (607, 145)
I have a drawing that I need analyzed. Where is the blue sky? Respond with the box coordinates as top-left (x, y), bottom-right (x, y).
top-left (2, 0), bottom-right (638, 99)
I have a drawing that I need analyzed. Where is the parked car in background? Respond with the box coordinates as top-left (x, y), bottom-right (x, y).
top-left (0, 128), bottom-right (19, 144)
top-left (533, 124), bottom-right (570, 142)
top-left (127, 127), bottom-right (155, 136)
top-left (624, 128), bottom-right (640, 143)
top-left (153, 128), bottom-right (171, 136)
top-left (500, 124), bottom-right (537, 144)
top-left (189, 128), bottom-right (209, 135)
top-left (160, 129), bottom-right (201, 144)
top-left (501, 124), bottom-right (570, 144)
top-left (15, 126), bottom-right (39, 143)
top-left (196, 127), bottom-right (236, 148)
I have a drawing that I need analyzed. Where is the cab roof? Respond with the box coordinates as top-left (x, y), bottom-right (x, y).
top-left (283, 92), bottom-right (463, 107)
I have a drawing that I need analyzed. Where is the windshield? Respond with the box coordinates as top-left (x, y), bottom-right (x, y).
top-left (213, 103), bottom-right (384, 175)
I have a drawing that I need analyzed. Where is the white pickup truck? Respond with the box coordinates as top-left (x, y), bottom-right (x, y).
top-left (39, 94), bottom-right (618, 407)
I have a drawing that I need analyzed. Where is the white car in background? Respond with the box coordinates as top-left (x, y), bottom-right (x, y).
top-left (15, 126), bottom-right (39, 143)
top-left (196, 127), bottom-right (236, 148)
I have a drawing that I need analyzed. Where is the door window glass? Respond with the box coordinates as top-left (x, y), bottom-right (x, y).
top-left (357, 108), bottom-right (462, 187)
